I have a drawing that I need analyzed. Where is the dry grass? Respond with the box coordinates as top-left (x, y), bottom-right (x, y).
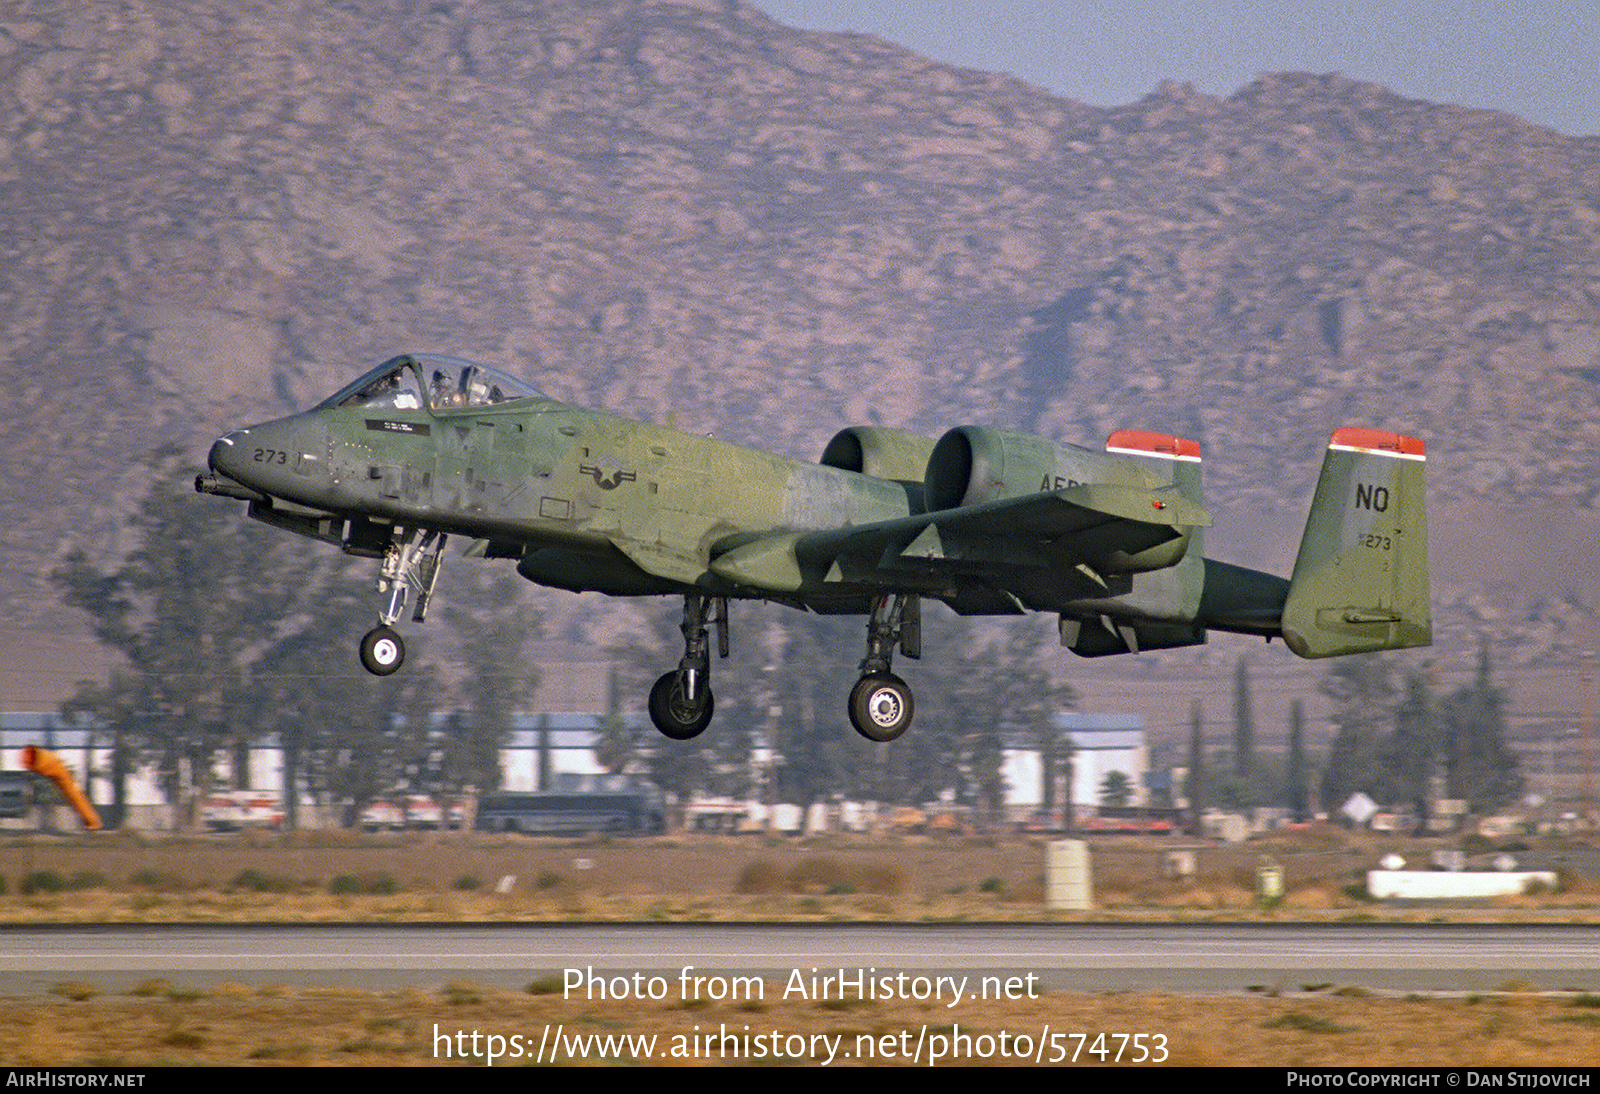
top-left (3, 831), bottom-right (1597, 1065)
top-left (0, 829), bottom-right (1596, 923)
top-left (3, 980), bottom-right (1599, 1066)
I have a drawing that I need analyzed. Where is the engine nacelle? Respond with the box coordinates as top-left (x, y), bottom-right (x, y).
top-left (925, 425), bottom-right (1204, 574)
top-left (925, 425), bottom-right (1144, 510)
top-left (820, 426), bottom-right (938, 483)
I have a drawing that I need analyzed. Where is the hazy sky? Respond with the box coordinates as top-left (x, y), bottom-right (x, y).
top-left (758, 1), bottom-right (1594, 137)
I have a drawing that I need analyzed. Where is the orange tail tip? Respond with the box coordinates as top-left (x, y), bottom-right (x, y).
top-left (1328, 427), bottom-right (1426, 460)
top-left (22, 745), bottom-right (102, 830)
top-left (1106, 430), bottom-right (1202, 462)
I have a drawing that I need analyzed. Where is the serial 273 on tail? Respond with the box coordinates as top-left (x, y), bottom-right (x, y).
top-left (197, 353), bottom-right (1431, 743)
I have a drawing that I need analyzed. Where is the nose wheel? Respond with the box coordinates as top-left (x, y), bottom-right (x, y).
top-left (356, 528), bottom-right (446, 676)
top-left (360, 625), bottom-right (405, 676)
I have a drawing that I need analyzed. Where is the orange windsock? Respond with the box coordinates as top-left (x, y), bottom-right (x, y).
top-left (22, 746), bottom-right (101, 830)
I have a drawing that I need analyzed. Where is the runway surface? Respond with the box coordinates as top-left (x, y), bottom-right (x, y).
top-left (3, 922), bottom-right (1598, 995)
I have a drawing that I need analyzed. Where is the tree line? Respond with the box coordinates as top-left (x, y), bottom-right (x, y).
top-left (1316, 645), bottom-right (1522, 822)
top-left (1185, 650), bottom-right (1522, 828)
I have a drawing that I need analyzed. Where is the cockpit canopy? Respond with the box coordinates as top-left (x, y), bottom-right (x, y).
top-left (316, 354), bottom-right (546, 413)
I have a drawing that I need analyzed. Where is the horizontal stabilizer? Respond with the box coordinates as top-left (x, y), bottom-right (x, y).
top-left (912, 481), bottom-right (1210, 545)
top-left (1281, 428), bottom-right (1431, 658)
top-left (1105, 430), bottom-right (1202, 463)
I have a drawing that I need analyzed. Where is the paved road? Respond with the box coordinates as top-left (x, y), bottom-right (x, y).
top-left (3, 922), bottom-right (1597, 995)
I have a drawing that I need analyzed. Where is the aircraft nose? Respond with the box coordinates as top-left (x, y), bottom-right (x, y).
top-left (208, 431), bottom-right (251, 481)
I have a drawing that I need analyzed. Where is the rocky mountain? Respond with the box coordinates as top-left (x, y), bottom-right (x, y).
top-left (4, 0), bottom-right (1597, 699)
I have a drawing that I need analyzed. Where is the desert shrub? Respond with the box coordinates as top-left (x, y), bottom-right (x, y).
top-left (129, 868), bottom-right (185, 892)
top-left (784, 856), bottom-right (905, 895)
top-left (19, 869), bottom-right (66, 894)
top-left (161, 1029), bottom-right (206, 1049)
top-left (367, 872), bottom-right (400, 895)
top-left (1340, 881), bottom-right (1376, 902)
top-left (440, 982), bottom-right (482, 1006)
top-left (735, 860), bottom-right (783, 894)
top-left (329, 872), bottom-right (401, 895)
top-left (250, 1043), bottom-right (310, 1060)
top-left (788, 856), bottom-right (847, 892)
top-left (228, 869), bottom-right (296, 893)
top-left (1261, 1010), bottom-right (1357, 1034)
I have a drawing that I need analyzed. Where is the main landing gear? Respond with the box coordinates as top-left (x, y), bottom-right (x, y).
top-left (646, 592), bottom-right (922, 744)
top-left (847, 594), bottom-right (919, 742)
top-left (358, 529), bottom-right (447, 676)
top-left (648, 593), bottom-right (726, 740)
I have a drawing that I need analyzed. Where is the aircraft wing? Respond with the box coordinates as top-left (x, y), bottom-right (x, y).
top-left (709, 482), bottom-right (1210, 595)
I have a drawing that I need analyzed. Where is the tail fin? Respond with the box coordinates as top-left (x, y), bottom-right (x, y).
top-left (1281, 428), bottom-right (1431, 658)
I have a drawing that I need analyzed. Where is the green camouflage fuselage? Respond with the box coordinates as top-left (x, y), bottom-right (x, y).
top-left (206, 354), bottom-right (1429, 666)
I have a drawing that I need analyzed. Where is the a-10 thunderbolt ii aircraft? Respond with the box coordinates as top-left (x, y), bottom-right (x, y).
top-left (197, 352), bottom-right (1430, 743)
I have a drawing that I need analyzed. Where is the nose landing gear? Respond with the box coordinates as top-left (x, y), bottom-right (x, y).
top-left (359, 625), bottom-right (405, 676)
top-left (357, 528), bottom-right (446, 676)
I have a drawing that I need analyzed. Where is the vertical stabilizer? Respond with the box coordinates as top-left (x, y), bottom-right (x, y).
top-left (1281, 428), bottom-right (1431, 658)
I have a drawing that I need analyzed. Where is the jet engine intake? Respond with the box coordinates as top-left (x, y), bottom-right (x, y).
top-left (819, 426), bottom-right (938, 483)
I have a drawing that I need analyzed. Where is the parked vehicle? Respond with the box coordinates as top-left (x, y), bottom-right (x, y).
top-left (200, 789), bottom-right (285, 832)
top-left (1080, 805), bottom-right (1179, 835)
top-left (359, 794), bottom-right (466, 831)
top-left (475, 777), bottom-right (665, 835)
top-left (0, 771), bottom-right (30, 819)
top-left (359, 799), bottom-right (404, 832)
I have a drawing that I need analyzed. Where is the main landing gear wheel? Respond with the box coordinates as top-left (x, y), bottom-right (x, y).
top-left (359, 625), bottom-right (405, 676)
top-left (649, 671), bottom-right (715, 740)
top-left (849, 672), bottom-right (913, 742)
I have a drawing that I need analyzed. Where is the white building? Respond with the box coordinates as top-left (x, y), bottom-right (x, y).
top-left (1000, 712), bottom-right (1148, 818)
